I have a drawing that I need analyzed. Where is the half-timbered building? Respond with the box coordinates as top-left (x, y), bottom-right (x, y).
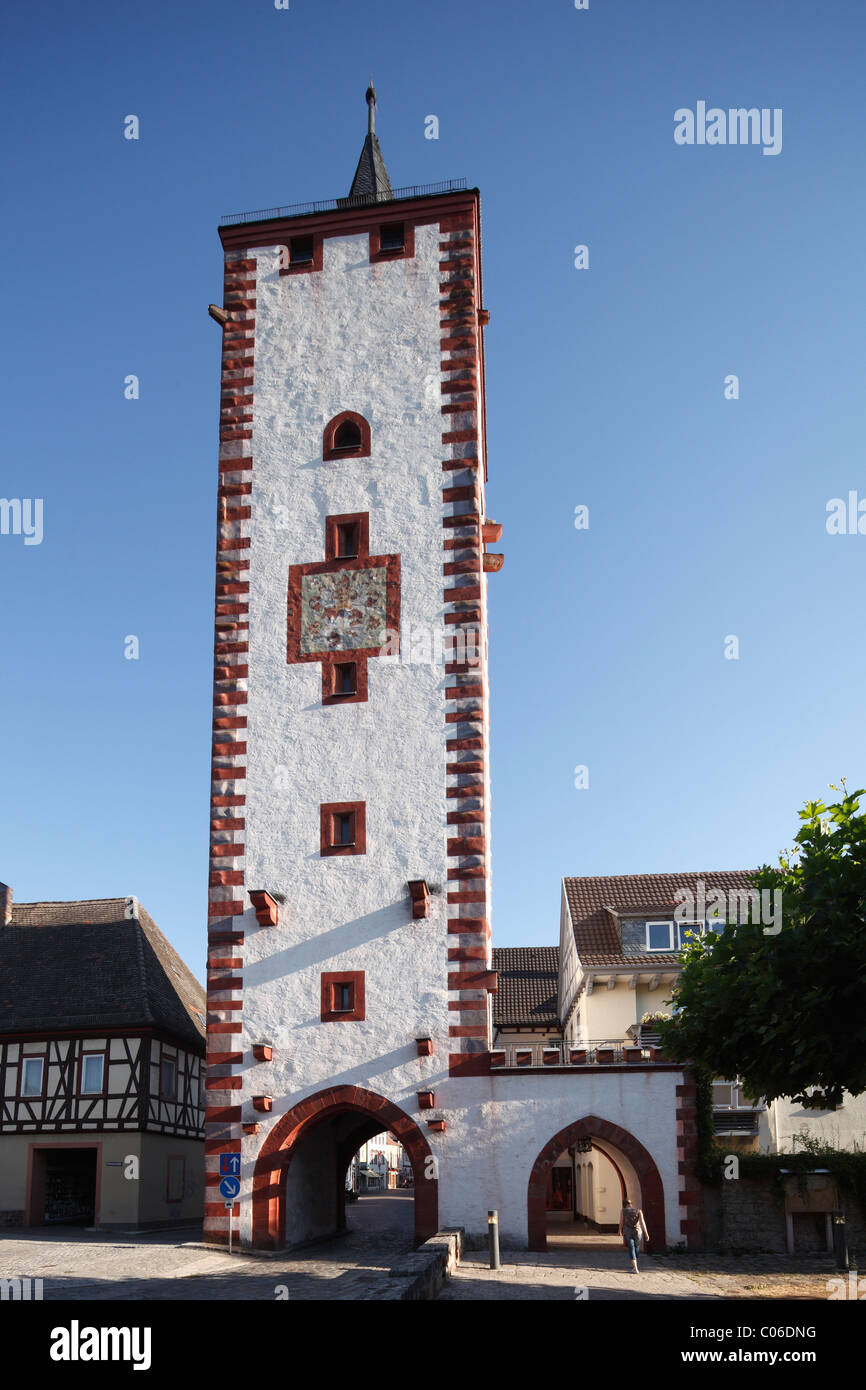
top-left (0, 885), bottom-right (205, 1229)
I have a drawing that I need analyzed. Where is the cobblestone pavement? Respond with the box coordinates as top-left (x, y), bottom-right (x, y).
top-left (1, 1202), bottom-right (838, 1301)
top-left (435, 1248), bottom-right (727, 1301)
top-left (0, 1192), bottom-right (418, 1301)
top-left (650, 1252), bottom-right (840, 1300)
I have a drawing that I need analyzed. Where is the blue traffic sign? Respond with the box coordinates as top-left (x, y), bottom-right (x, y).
top-left (219, 1176), bottom-right (240, 1200)
top-left (219, 1153), bottom-right (240, 1176)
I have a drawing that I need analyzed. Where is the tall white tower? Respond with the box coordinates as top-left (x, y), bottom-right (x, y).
top-left (203, 88), bottom-right (501, 1248)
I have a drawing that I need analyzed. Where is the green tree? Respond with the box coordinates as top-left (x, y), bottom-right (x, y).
top-left (659, 785), bottom-right (866, 1109)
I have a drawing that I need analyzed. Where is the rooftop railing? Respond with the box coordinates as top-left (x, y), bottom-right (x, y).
top-left (219, 179), bottom-right (469, 227)
top-left (490, 1041), bottom-right (667, 1069)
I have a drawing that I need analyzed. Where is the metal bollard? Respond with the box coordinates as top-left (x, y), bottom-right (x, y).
top-left (488, 1209), bottom-right (501, 1270)
top-left (831, 1211), bottom-right (848, 1271)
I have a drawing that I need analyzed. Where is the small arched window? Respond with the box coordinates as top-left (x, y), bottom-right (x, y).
top-left (323, 410), bottom-right (371, 461)
top-left (334, 419), bottom-right (361, 451)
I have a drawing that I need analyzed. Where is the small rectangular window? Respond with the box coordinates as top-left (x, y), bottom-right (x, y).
top-left (379, 222), bottom-right (405, 252)
top-left (335, 662), bottom-right (357, 695)
top-left (160, 1057), bottom-right (177, 1099)
top-left (321, 970), bottom-right (365, 1021)
top-left (336, 522), bottom-right (359, 558)
top-left (334, 811), bottom-right (355, 846)
top-left (320, 801), bottom-right (365, 855)
top-left (81, 1054), bottom-right (104, 1094)
top-left (333, 982), bottom-right (353, 1012)
top-left (290, 235), bottom-right (314, 265)
top-left (22, 1057), bottom-right (44, 1096)
top-left (646, 921), bottom-right (674, 952)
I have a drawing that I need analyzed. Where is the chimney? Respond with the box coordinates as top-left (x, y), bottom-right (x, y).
top-left (0, 882), bottom-right (12, 925)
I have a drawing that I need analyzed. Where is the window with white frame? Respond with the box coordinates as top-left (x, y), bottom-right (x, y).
top-left (21, 1057), bottom-right (44, 1096)
top-left (81, 1054), bottom-right (104, 1094)
top-left (645, 919), bottom-right (708, 951)
top-left (712, 1078), bottom-right (757, 1109)
top-left (646, 920), bottom-right (674, 951)
top-left (676, 920), bottom-right (706, 950)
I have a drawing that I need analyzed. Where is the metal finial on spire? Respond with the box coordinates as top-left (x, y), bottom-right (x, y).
top-left (345, 81), bottom-right (393, 205)
top-left (366, 78), bottom-right (377, 135)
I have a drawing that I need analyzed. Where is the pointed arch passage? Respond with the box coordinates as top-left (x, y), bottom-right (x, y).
top-left (323, 411), bottom-right (371, 460)
top-left (251, 1084), bottom-right (437, 1250)
top-left (527, 1114), bottom-right (666, 1252)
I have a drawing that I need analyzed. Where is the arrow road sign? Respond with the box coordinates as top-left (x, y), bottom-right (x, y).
top-left (219, 1176), bottom-right (241, 1200)
top-left (219, 1153), bottom-right (241, 1176)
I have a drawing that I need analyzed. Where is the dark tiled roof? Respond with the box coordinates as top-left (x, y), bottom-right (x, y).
top-left (348, 132), bottom-right (393, 202)
top-left (0, 899), bottom-right (205, 1048)
top-left (493, 946), bottom-right (560, 1027)
top-left (563, 871), bottom-right (757, 967)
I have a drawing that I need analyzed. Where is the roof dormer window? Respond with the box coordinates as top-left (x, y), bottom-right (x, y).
top-left (646, 920), bottom-right (707, 951)
top-left (646, 921), bottom-right (674, 952)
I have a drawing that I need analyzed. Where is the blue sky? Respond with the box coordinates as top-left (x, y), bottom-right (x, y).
top-left (2, 0), bottom-right (865, 976)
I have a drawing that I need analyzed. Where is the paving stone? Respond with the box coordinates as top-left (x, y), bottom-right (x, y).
top-left (435, 1249), bottom-right (724, 1301)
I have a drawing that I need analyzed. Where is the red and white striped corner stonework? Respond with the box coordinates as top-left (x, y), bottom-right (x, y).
top-left (439, 206), bottom-right (494, 1062)
top-left (204, 251), bottom-right (256, 1245)
top-left (676, 1076), bottom-right (703, 1246)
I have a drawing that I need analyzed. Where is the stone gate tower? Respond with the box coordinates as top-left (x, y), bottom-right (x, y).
top-left (203, 89), bottom-right (501, 1248)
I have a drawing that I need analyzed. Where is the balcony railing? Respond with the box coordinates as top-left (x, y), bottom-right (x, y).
top-left (490, 1041), bottom-right (668, 1069)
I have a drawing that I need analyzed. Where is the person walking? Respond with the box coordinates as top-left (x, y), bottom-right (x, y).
top-left (619, 1198), bottom-right (649, 1273)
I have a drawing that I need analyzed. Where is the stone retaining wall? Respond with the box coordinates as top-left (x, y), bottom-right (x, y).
top-left (700, 1175), bottom-right (866, 1255)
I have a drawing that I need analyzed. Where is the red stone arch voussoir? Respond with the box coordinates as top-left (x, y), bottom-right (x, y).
top-left (527, 1114), bottom-right (666, 1252)
top-left (251, 1084), bottom-right (437, 1249)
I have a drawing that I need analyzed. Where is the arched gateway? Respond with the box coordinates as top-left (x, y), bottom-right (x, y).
top-left (251, 1085), bottom-right (438, 1250)
top-left (527, 1114), bottom-right (666, 1251)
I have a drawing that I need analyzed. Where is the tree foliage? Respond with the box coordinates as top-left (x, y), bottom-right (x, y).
top-left (659, 785), bottom-right (866, 1109)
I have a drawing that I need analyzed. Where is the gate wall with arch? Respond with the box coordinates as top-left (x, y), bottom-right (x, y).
top-left (250, 1084), bottom-right (437, 1250)
top-left (431, 1067), bottom-right (689, 1248)
top-left (527, 1114), bottom-right (666, 1250)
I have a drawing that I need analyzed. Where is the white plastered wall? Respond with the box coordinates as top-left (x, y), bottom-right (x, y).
top-left (435, 1068), bottom-right (685, 1246)
top-left (235, 224), bottom-right (460, 1243)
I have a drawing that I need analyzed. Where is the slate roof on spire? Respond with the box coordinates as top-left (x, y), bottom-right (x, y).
top-left (347, 83), bottom-right (393, 204)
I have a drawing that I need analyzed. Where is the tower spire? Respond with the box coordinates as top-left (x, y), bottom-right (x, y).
top-left (346, 81), bottom-right (393, 204)
top-left (367, 77), bottom-right (376, 135)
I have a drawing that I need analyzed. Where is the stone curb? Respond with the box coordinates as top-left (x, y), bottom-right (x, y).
top-left (388, 1227), bottom-right (464, 1300)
